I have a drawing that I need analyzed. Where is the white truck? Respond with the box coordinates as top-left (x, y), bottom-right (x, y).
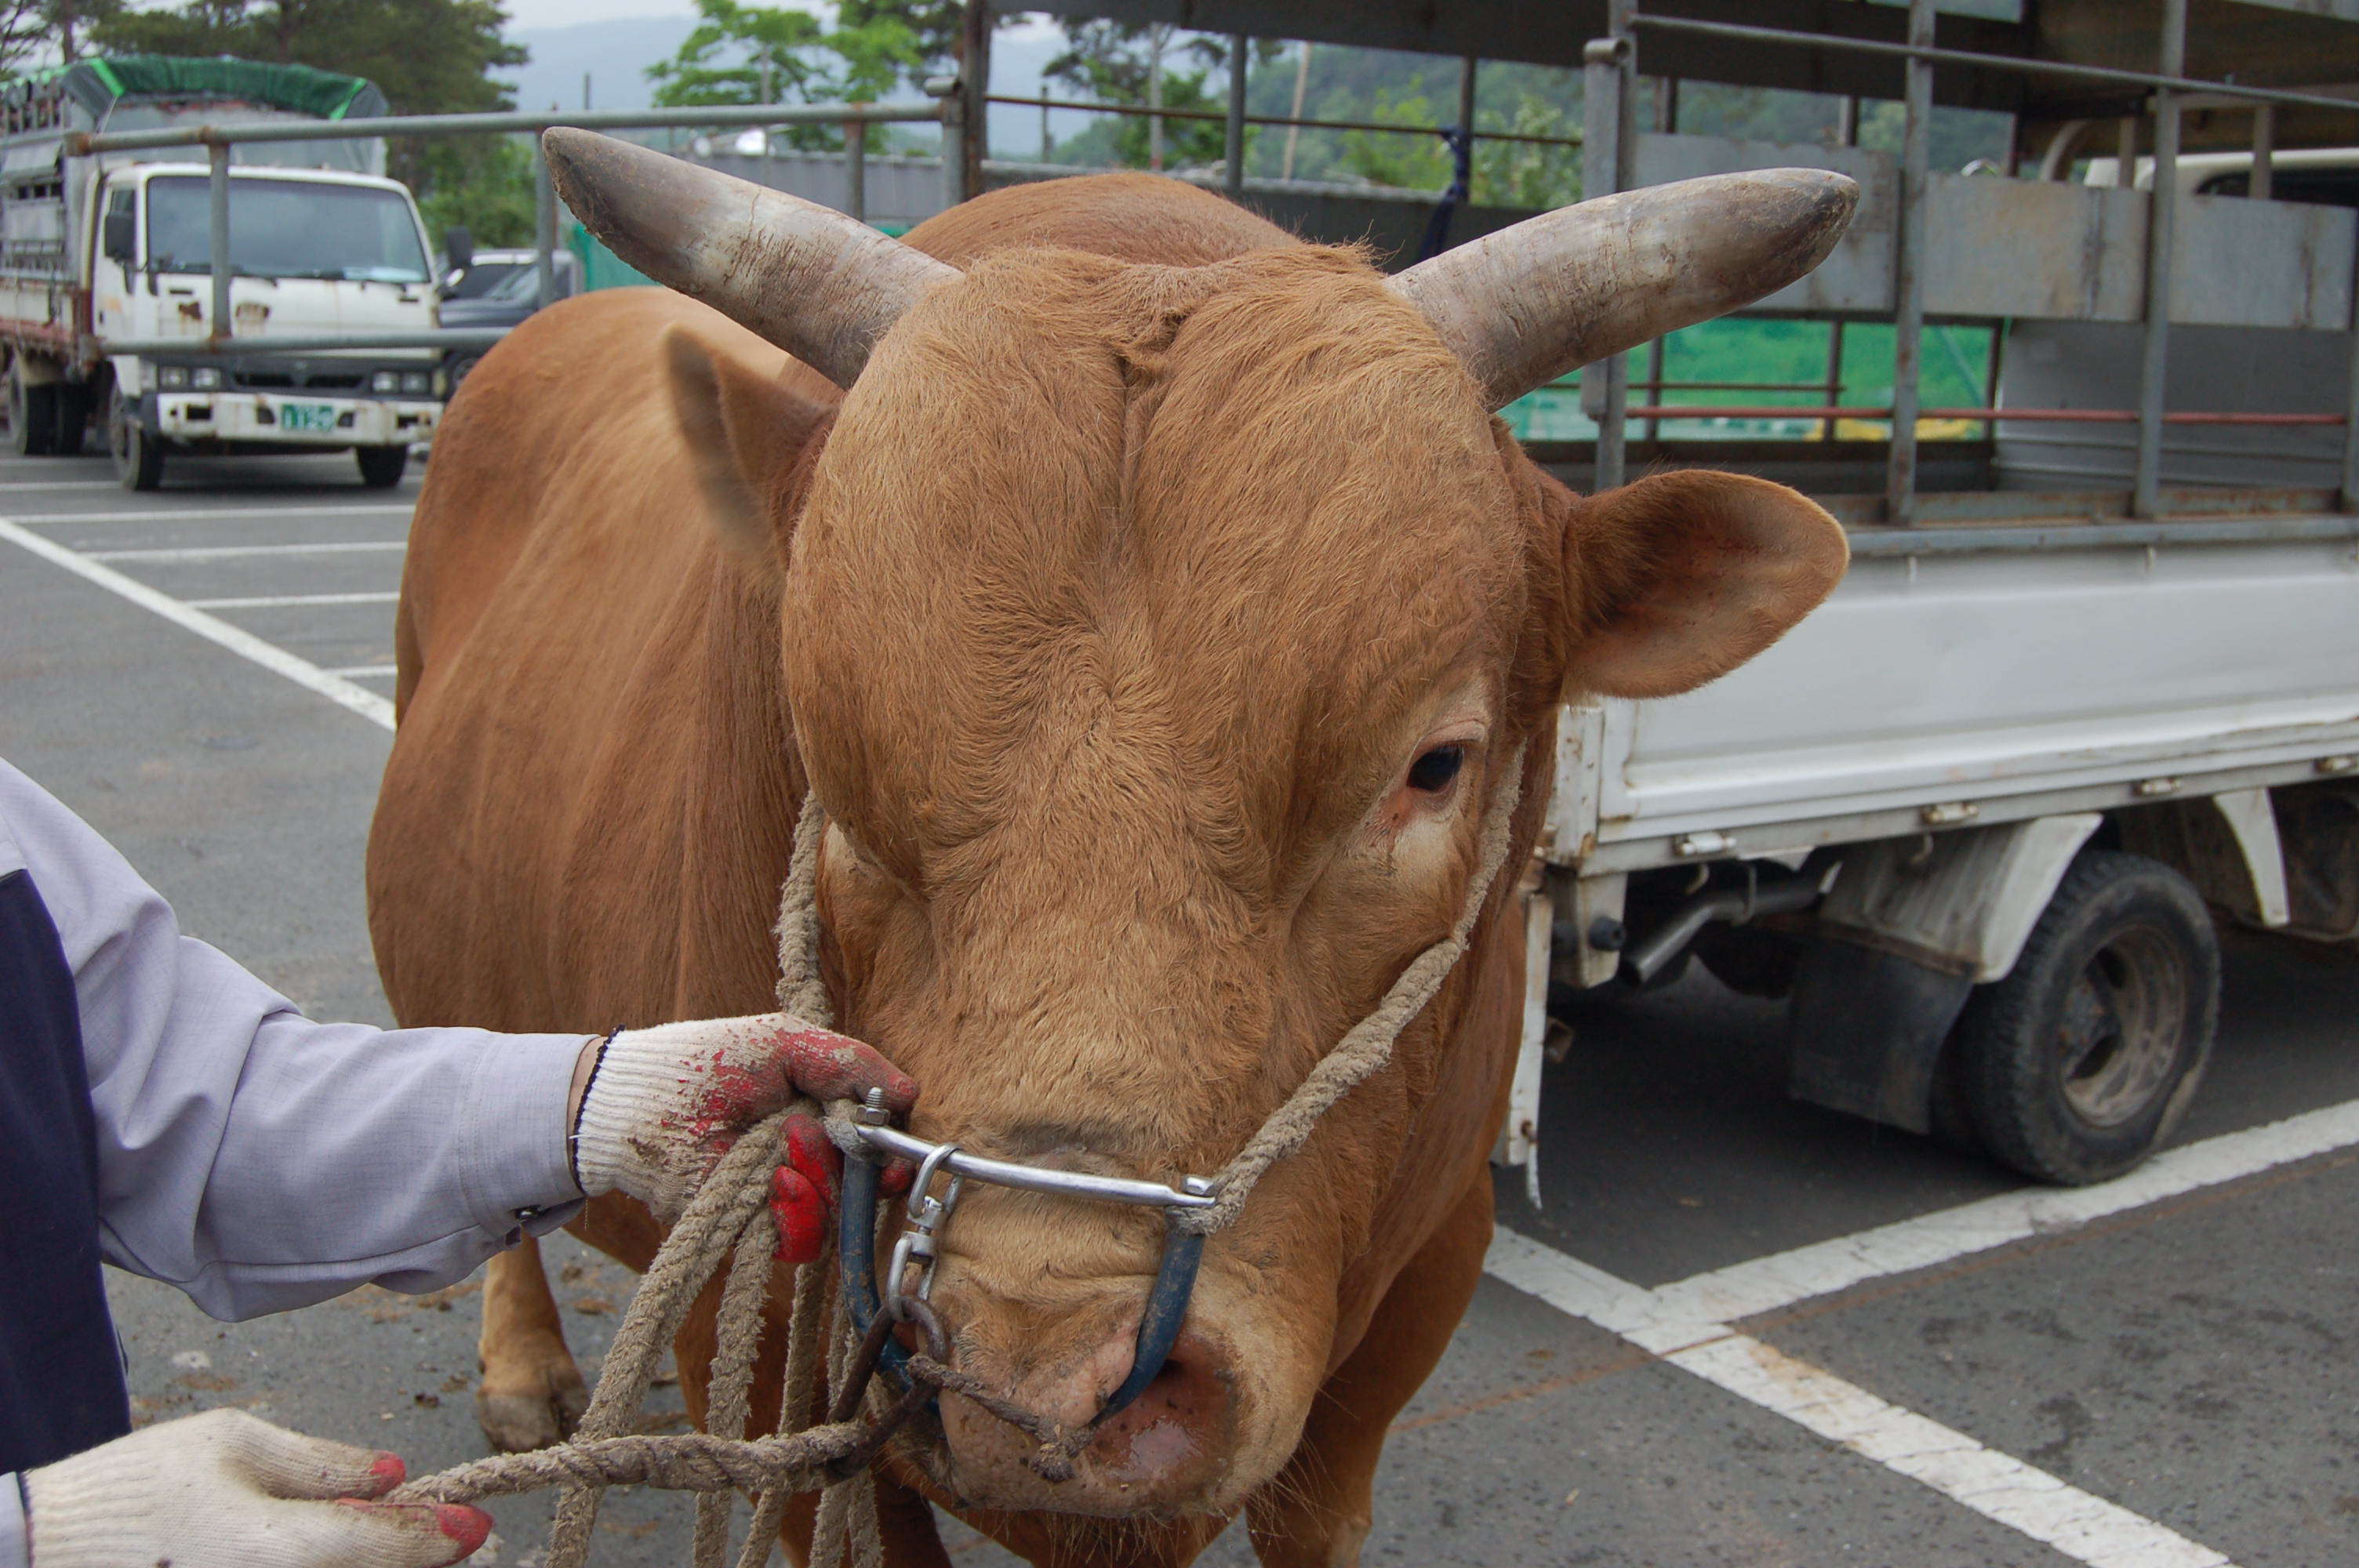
top-left (1485, 7), bottom-right (2359, 1196)
top-left (1, 55), bottom-right (443, 488)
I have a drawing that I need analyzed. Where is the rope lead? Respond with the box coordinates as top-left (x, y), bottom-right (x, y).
top-left (386, 742), bottom-right (1530, 1568)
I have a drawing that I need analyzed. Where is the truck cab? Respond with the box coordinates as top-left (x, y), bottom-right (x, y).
top-left (90, 162), bottom-right (442, 488)
top-left (1, 56), bottom-right (447, 488)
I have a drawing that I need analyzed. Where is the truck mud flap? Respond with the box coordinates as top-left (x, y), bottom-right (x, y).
top-left (1786, 932), bottom-right (1975, 1135)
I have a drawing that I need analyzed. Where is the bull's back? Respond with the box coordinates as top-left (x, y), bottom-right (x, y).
top-left (371, 289), bottom-right (810, 1033)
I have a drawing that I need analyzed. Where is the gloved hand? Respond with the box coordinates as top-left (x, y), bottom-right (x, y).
top-left (570, 1013), bottom-right (918, 1245)
top-left (24, 1409), bottom-right (489, 1568)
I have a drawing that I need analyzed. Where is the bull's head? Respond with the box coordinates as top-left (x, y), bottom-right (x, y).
top-left (548, 131), bottom-right (1853, 1522)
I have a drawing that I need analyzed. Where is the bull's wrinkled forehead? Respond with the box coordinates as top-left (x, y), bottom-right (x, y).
top-left (781, 245), bottom-right (1525, 864)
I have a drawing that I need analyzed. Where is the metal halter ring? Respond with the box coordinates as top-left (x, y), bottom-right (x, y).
top-left (838, 1088), bottom-right (1217, 1423)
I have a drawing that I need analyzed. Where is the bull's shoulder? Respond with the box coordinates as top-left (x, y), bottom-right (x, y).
top-left (907, 172), bottom-right (1297, 268)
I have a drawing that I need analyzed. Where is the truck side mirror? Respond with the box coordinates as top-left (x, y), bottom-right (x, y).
top-left (443, 225), bottom-right (474, 274)
top-left (102, 212), bottom-right (135, 264)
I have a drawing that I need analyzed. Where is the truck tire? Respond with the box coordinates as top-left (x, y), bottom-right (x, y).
top-left (109, 385), bottom-right (165, 492)
top-left (9, 360), bottom-right (57, 457)
top-left (1949, 850), bottom-right (2219, 1185)
top-left (52, 383), bottom-right (89, 457)
top-left (355, 445), bottom-right (409, 488)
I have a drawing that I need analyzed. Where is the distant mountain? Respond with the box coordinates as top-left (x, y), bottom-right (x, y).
top-left (499, 18), bottom-right (699, 114)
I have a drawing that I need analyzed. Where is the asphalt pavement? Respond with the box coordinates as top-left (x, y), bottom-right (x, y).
top-left (2, 442), bottom-right (2353, 1567)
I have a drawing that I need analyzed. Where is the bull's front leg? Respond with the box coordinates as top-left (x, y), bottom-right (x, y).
top-left (1242, 1173), bottom-right (1494, 1568)
top-left (476, 1234), bottom-right (591, 1451)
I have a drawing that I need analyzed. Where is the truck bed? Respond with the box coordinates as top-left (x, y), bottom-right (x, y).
top-left (1543, 499), bottom-right (2359, 876)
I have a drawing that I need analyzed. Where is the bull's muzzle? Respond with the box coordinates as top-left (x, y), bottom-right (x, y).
top-left (838, 1091), bottom-right (1216, 1424)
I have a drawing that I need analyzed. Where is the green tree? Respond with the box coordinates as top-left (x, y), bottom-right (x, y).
top-left (1044, 24), bottom-right (1281, 172)
top-left (91, 0), bottom-right (523, 117)
top-left (414, 135), bottom-right (535, 247)
top-left (3, 0), bottom-right (124, 69)
top-left (834, 0), bottom-right (958, 85)
top-left (646, 0), bottom-right (920, 151)
top-left (88, 0), bottom-right (526, 212)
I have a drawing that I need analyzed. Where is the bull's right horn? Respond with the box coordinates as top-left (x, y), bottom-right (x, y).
top-left (542, 127), bottom-right (958, 390)
top-left (1389, 168), bottom-right (1859, 411)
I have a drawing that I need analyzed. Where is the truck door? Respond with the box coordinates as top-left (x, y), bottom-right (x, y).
top-left (92, 180), bottom-right (138, 343)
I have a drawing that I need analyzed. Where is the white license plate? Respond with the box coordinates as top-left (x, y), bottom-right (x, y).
top-left (278, 401), bottom-right (339, 432)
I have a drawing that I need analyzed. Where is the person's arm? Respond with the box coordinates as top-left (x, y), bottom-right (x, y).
top-left (0, 760), bottom-right (596, 1319)
top-left (0, 760), bottom-right (916, 1323)
top-left (2, 1472), bottom-right (24, 1568)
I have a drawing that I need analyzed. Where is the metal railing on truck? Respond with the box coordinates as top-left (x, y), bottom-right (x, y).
top-left (1576, 0), bottom-right (2359, 524)
top-left (64, 97), bottom-right (951, 360)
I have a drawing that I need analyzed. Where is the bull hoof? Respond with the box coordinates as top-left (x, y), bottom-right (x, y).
top-left (476, 1370), bottom-right (590, 1453)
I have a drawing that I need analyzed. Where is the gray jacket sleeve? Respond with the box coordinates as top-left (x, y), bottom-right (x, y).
top-left (0, 759), bottom-right (594, 1322)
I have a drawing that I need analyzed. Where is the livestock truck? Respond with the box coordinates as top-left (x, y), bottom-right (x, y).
top-left (1469, 0), bottom-right (2359, 1193)
top-left (0, 56), bottom-right (443, 489)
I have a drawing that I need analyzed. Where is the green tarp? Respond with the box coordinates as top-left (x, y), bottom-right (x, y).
top-left (47, 56), bottom-right (386, 123)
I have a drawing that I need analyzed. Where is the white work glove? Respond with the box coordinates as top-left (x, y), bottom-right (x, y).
top-left (571, 1012), bottom-right (918, 1229)
top-left (24, 1409), bottom-right (490, 1568)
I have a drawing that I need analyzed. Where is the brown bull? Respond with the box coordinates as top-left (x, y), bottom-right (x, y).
top-left (367, 143), bottom-right (1853, 1566)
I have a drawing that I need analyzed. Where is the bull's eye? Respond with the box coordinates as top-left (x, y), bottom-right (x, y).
top-left (1406, 745), bottom-right (1465, 794)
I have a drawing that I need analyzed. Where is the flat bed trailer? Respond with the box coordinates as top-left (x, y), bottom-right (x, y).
top-left (1459, 0), bottom-right (2359, 1191)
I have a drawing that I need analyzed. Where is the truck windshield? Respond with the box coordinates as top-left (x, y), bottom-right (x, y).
top-left (145, 176), bottom-right (431, 283)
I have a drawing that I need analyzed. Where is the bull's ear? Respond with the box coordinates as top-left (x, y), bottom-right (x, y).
top-left (662, 322), bottom-right (831, 557)
top-left (1561, 470), bottom-right (1848, 700)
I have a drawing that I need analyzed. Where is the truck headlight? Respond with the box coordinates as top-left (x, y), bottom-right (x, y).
top-left (190, 367), bottom-right (222, 390)
top-left (370, 369), bottom-right (402, 393)
top-left (156, 365), bottom-right (188, 389)
top-left (400, 370), bottom-right (432, 394)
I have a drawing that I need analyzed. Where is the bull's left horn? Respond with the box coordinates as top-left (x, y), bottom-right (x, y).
top-left (542, 128), bottom-right (958, 390)
top-left (1388, 169), bottom-right (1858, 411)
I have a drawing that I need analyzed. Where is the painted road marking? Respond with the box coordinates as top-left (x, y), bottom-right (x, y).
top-left (8, 503), bottom-right (413, 525)
top-left (318, 665), bottom-right (400, 680)
top-left (0, 517), bottom-right (394, 730)
top-left (86, 540), bottom-right (406, 562)
top-left (1485, 1105), bottom-right (2359, 1560)
top-left (0, 480), bottom-right (122, 492)
top-left (1643, 1096), bottom-right (2359, 1334)
top-left (185, 591), bottom-right (401, 609)
top-left (1485, 1230), bottom-right (2237, 1568)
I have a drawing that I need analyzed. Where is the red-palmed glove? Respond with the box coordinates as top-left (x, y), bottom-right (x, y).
top-left (24, 1410), bottom-right (489, 1568)
top-left (570, 1013), bottom-right (918, 1247)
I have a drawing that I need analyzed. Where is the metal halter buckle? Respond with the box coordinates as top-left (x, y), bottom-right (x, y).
top-left (839, 1088), bottom-right (1218, 1423)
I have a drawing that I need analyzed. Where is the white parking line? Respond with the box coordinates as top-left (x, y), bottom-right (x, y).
top-left (319, 665), bottom-right (399, 680)
top-left (1644, 1096), bottom-right (2359, 1333)
top-left (1485, 1232), bottom-right (2237, 1568)
top-left (0, 480), bottom-right (122, 492)
top-left (9, 503), bottom-right (413, 525)
top-left (186, 591), bottom-right (400, 609)
top-left (0, 517), bottom-right (394, 730)
top-left (86, 540), bottom-right (406, 562)
top-left (1481, 1102), bottom-right (2359, 1567)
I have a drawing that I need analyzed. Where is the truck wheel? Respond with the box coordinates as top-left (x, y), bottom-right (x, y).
top-left (9, 360), bottom-right (57, 457)
top-left (52, 383), bottom-right (89, 458)
top-left (1949, 850), bottom-right (2219, 1185)
top-left (109, 386), bottom-right (165, 491)
top-left (355, 445), bottom-right (409, 488)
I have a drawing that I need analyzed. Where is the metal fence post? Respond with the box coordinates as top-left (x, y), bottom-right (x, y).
top-left (845, 111), bottom-right (867, 222)
top-left (940, 85), bottom-right (967, 208)
top-left (1886, 0), bottom-right (1934, 527)
top-left (959, 0), bottom-right (988, 202)
top-left (1581, 0), bottom-right (1635, 492)
top-left (533, 136), bottom-right (555, 309)
top-left (2134, 0), bottom-right (2188, 519)
top-left (207, 140), bottom-right (231, 339)
top-left (1226, 34), bottom-right (1249, 197)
